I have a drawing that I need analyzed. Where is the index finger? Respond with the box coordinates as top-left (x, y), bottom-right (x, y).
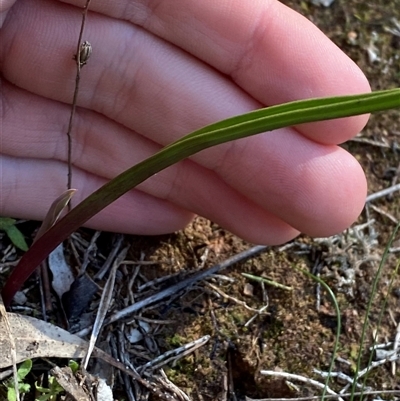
top-left (60, 0), bottom-right (371, 144)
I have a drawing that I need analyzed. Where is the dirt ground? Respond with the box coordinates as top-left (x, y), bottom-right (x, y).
top-left (1, 0), bottom-right (400, 400)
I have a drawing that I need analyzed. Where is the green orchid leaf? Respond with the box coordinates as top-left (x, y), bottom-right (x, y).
top-left (2, 88), bottom-right (400, 306)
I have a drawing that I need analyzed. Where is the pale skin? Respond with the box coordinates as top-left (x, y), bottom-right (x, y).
top-left (0, 0), bottom-right (371, 245)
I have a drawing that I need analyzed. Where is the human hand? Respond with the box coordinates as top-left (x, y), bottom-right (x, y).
top-left (0, 0), bottom-right (370, 245)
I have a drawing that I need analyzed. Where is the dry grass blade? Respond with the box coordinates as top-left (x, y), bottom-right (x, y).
top-left (82, 245), bottom-right (129, 369)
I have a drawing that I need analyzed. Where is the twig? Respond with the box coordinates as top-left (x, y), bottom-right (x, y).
top-left (93, 233), bottom-right (124, 280)
top-left (365, 183), bottom-right (400, 203)
top-left (368, 203), bottom-right (399, 224)
top-left (137, 270), bottom-right (184, 292)
top-left (227, 344), bottom-right (238, 401)
top-left (311, 258), bottom-right (322, 311)
top-left (355, 351), bottom-right (400, 380)
top-left (39, 261), bottom-right (52, 315)
top-left (37, 264), bottom-right (48, 322)
top-left (79, 230), bottom-right (101, 275)
top-left (108, 245), bottom-right (268, 323)
top-left (313, 369), bottom-right (368, 389)
top-left (139, 335), bottom-right (210, 372)
top-left (205, 282), bottom-right (260, 312)
top-left (244, 389), bottom-right (400, 401)
top-left (90, 346), bottom-right (172, 400)
top-left (116, 327), bottom-right (137, 401)
top-left (260, 370), bottom-right (343, 401)
top-left (157, 369), bottom-right (191, 401)
top-left (350, 136), bottom-right (391, 148)
top-left (244, 303), bottom-right (269, 327)
top-left (391, 321), bottom-right (400, 376)
top-left (75, 245), bottom-right (268, 337)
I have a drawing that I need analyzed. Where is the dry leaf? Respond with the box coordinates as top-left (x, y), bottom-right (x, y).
top-left (0, 312), bottom-right (172, 400)
top-left (0, 313), bottom-right (87, 368)
top-left (48, 243), bottom-right (75, 299)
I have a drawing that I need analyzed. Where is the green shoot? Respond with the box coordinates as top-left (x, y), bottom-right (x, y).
top-left (350, 222), bottom-right (400, 401)
top-left (0, 218), bottom-right (28, 252)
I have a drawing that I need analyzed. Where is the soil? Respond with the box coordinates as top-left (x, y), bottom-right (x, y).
top-left (1, 0), bottom-right (400, 400)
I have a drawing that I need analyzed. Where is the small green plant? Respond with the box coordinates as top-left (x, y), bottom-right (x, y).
top-left (2, 360), bottom-right (80, 401)
top-left (35, 360), bottom-right (78, 401)
top-left (4, 359), bottom-right (32, 401)
top-left (35, 376), bottom-right (64, 401)
top-left (0, 217), bottom-right (28, 252)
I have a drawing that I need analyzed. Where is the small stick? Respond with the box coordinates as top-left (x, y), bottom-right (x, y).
top-left (90, 346), bottom-right (171, 400)
top-left (366, 183), bottom-right (400, 203)
top-left (244, 389), bottom-right (400, 401)
top-left (107, 245), bottom-right (268, 325)
top-left (260, 370), bottom-right (343, 401)
top-left (39, 261), bottom-right (52, 316)
top-left (205, 282), bottom-right (261, 312)
top-left (139, 335), bottom-right (210, 372)
top-left (79, 230), bottom-right (101, 275)
top-left (75, 245), bottom-right (268, 337)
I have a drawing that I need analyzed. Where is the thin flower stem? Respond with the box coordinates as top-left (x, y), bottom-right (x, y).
top-left (66, 0), bottom-right (92, 191)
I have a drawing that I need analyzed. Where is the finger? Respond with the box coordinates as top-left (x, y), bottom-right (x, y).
top-left (0, 0), bottom-right (16, 27)
top-left (60, 0), bottom-right (371, 143)
top-left (2, 81), bottom-right (299, 244)
top-left (0, 155), bottom-right (195, 235)
top-left (1, 0), bottom-right (367, 237)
